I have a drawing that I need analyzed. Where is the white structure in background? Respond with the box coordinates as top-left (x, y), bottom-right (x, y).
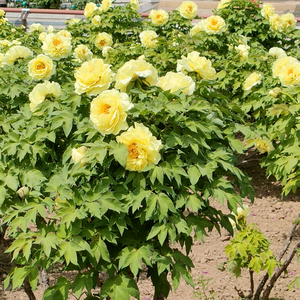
top-left (4, 0), bottom-right (160, 29)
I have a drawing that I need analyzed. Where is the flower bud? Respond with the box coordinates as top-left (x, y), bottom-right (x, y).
top-left (269, 87), bottom-right (281, 97)
top-left (16, 186), bottom-right (29, 199)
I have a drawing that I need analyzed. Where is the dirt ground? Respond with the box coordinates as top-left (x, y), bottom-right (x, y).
top-left (1, 157), bottom-right (300, 300)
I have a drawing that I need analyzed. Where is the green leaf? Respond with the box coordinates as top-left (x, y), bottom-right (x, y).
top-left (5, 175), bottom-right (19, 191)
top-left (111, 143), bottom-right (128, 168)
top-left (0, 186), bottom-right (6, 207)
top-left (187, 166), bottom-right (200, 185)
top-left (42, 277), bottom-right (70, 300)
top-left (249, 256), bottom-right (263, 274)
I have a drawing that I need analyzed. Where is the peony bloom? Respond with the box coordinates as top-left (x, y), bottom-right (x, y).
top-left (116, 123), bottom-right (162, 172)
top-left (30, 23), bottom-right (46, 33)
top-left (217, 0), bottom-right (231, 9)
top-left (58, 30), bottom-right (72, 40)
top-left (74, 44), bottom-right (93, 62)
top-left (278, 63), bottom-right (300, 86)
top-left (39, 32), bottom-right (47, 42)
top-left (243, 72), bottom-right (262, 91)
top-left (68, 18), bottom-right (81, 25)
top-left (157, 72), bottom-right (195, 95)
top-left (280, 13), bottom-right (296, 30)
top-left (269, 13), bottom-right (281, 31)
top-left (235, 44), bottom-right (250, 61)
top-left (0, 9), bottom-right (5, 17)
top-left (269, 47), bottom-right (286, 59)
top-left (28, 54), bottom-right (55, 81)
top-left (178, 1), bottom-right (198, 19)
top-left (0, 53), bottom-right (4, 66)
top-left (92, 15), bottom-right (101, 25)
top-left (115, 59), bottom-right (158, 92)
top-left (190, 20), bottom-right (205, 35)
top-left (130, 0), bottom-right (139, 10)
top-left (42, 33), bottom-right (72, 60)
top-left (0, 40), bottom-right (11, 47)
top-left (229, 205), bottom-right (250, 229)
top-left (177, 51), bottom-right (216, 80)
top-left (84, 2), bottom-right (97, 18)
top-left (139, 30), bottom-right (158, 48)
top-left (101, 0), bottom-right (112, 12)
top-left (47, 25), bottom-right (55, 34)
top-left (72, 146), bottom-right (88, 164)
top-left (204, 15), bottom-right (226, 34)
top-left (90, 89), bottom-right (134, 135)
top-left (149, 9), bottom-right (169, 26)
top-left (3, 46), bottom-right (33, 65)
top-left (74, 58), bottom-right (114, 95)
top-left (102, 46), bottom-right (112, 57)
top-left (255, 140), bottom-right (274, 154)
top-left (272, 56), bottom-right (299, 77)
top-left (95, 32), bottom-right (113, 50)
top-left (261, 4), bottom-right (275, 21)
top-left (29, 81), bottom-right (62, 112)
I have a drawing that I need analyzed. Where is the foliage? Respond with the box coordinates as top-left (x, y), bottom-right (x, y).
top-left (193, 276), bottom-right (216, 300)
top-left (0, 0), bottom-right (299, 299)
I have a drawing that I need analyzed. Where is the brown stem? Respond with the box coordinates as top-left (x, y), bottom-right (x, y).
top-left (153, 291), bottom-right (165, 300)
top-left (247, 270), bottom-right (254, 299)
top-left (261, 240), bottom-right (300, 300)
top-left (254, 212), bottom-right (300, 300)
top-left (23, 276), bottom-right (36, 300)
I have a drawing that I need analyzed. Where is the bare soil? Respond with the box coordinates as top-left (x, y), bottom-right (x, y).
top-left (1, 158), bottom-right (300, 300)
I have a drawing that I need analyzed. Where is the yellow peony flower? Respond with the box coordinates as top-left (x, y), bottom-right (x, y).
top-left (42, 33), bottom-right (72, 60)
top-left (229, 205), bottom-right (250, 229)
top-left (3, 46), bottom-right (33, 65)
top-left (101, 0), bottom-right (112, 12)
top-left (268, 47), bottom-right (286, 58)
top-left (58, 30), bottom-right (72, 40)
top-left (178, 1), bottom-right (198, 19)
top-left (0, 18), bottom-right (7, 25)
top-left (217, 0), bottom-right (231, 9)
top-left (28, 54), bottom-right (55, 81)
top-left (0, 53), bottom-right (4, 67)
top-left (243, 72), bottom-right (262, 91)
top-left (68, 18), bottom-right (81, 25)
top-left (0, 40), bottom-right (11, 47)
top-left (84, 2), bottom-right (97, 18)
top-left (272, 56), bottom-right (299, 77)
top-left (157, 72), bottom-right (195, 95)
top-left (204, 15), bottom-right (226, 34)
top-left (139, 30), bottom-right (158, 48)
top-left (177, 51), bottom-right (216, 80)
top-left (235, 44), bottom-right (250, 61)
top-left (74, 58), bottom-right (114, 95)
top-left (95, 32), bottom-right (113, 50)
top-left (90, 89), bottom-right (134, 135)
top-left (92, 15), bottom-right (101, 25)
top-left (0, 9), bottom-right (5, 17)
top-left (255, 139), bottom-right (274, 154)
top-left (39, 32), bottom-right (47, 42)
top-left (116, 123), bottom-right (162, 172)
top-left (280, 13), bottom-right (296, 30)
top-left (30, 23), bottom-right (46, 33)
top-left (74, 44), bottom-right (93, 62)
top-left (115, 59), bottom-right (158, 92)
top-left (102, 46), bottom-right (112, 57)
top-left (278, 63), bottom-right (300, 86)
top-left (47, 25), bottom-right (55, 34)
top-left (72, 146), bottom-right (88, 164)
top-left (130, 0), bottom-right (139, 10)
top-left (269, 13), bottom-right (281, 31)
top-left (149, 9), bottom-right (169, 26)
top-left (261, 4), bottom-right (275, 21)
top-left (29, 81), bottom-right (62, 112)
top-left (190, 20), bottom-right (205, 35)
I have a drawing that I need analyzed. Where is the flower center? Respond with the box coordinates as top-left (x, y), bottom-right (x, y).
top-left (53, 39), bottom-right (62, 46)
top-left (288, 69), bottom-right (293, 76)
top-left (101, 103), bottom-right (111, 114)
top-left (128, 143), bottom-right (139, 159)
top-left (212, 20), bottom-right (218, 26)
top-left (100, 40), bottom-right (106, 46)
top-left (36, 62), bottom-right (45, 70)
top-left (188, 5), bottom-right (193, 12)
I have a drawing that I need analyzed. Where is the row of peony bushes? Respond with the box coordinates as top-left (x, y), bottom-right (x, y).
top-left (0, 0), bottom-right (299, 299)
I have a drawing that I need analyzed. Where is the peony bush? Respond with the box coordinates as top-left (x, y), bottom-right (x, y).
top-left (0, 0), bottom-right (299, 299)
